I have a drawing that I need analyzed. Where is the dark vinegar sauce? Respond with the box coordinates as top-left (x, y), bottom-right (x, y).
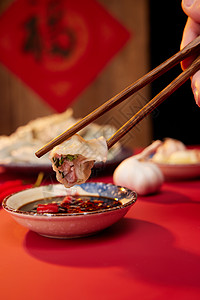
top-left (19, 195), bottom-right (122, 214)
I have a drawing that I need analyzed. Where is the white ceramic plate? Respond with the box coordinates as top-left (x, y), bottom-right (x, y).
top-left (0, 147), bottom-right (132, 175)
top-left (2, 182), bottom-right (137, 239)
top-left (155, 162), bottom-right (200, 181)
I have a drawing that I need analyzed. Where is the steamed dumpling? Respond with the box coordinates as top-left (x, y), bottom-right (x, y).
top-left (50, 134), bottom-right (108, 188)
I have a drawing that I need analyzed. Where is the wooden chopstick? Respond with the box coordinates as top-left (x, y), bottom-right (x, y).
top-left (35, 36), bottom-right (200, 158)
top-left (107, 55), bottom-right (200, 149)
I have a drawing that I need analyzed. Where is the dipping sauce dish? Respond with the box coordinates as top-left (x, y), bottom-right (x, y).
top-left (2, 182), bottom-right (137, 239)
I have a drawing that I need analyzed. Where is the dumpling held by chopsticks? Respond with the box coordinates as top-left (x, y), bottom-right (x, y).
top-left (50, 134), bottom-right (108, 188)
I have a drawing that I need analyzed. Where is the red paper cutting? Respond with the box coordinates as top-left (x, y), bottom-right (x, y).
top-left (0, 0), bottom-right (130, 112)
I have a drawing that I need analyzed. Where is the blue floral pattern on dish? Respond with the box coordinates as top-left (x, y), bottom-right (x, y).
top-left (77, 182), bottom-right (136, 202)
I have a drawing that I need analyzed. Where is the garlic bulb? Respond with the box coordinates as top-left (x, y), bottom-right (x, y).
top-left (152, 138), bottom-right (186, 163)
top-left (113, 141), bottom-right (164, 196)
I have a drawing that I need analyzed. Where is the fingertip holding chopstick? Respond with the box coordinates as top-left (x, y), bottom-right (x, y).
top-left (35, 36), bottom-right (200, 158)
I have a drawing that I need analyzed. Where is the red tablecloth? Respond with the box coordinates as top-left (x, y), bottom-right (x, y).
top-left (0, 167), bottom-right (200, 300)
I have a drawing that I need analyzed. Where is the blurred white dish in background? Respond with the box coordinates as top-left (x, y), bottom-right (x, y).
top-left (0, 108), bottom-right (121, 166)
top-left (150, 138), bottom-right (200, 180)
top-left (153, 162), bottom-right (200, 180)
top-left (151, 138), bottom-right (200, 164)
top-left (151, 138), bottom-right (186, 163)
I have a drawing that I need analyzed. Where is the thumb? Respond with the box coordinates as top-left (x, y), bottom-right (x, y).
top-left (181, 0), bottom-right (200, 106)
top-left (191, 71), bottom-right (200, 106)
top-left (180, 18), bottom-right (200, 69)
top-left (182, 0), bottom-right (200, 22)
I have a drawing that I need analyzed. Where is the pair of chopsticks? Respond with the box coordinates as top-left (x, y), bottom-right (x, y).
top-left (35, 36), bottom-right (200, 158)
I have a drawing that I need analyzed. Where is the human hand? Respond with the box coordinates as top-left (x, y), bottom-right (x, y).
top-left (181, 0), bottom-right (200, 106)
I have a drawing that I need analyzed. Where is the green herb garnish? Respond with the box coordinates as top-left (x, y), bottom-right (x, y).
top-left (53, 154), bottom-right (78, 167)
top-left (53, 156), bottom-right (65, 167)
top-left (66, 154), bottom-right (78, 161)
